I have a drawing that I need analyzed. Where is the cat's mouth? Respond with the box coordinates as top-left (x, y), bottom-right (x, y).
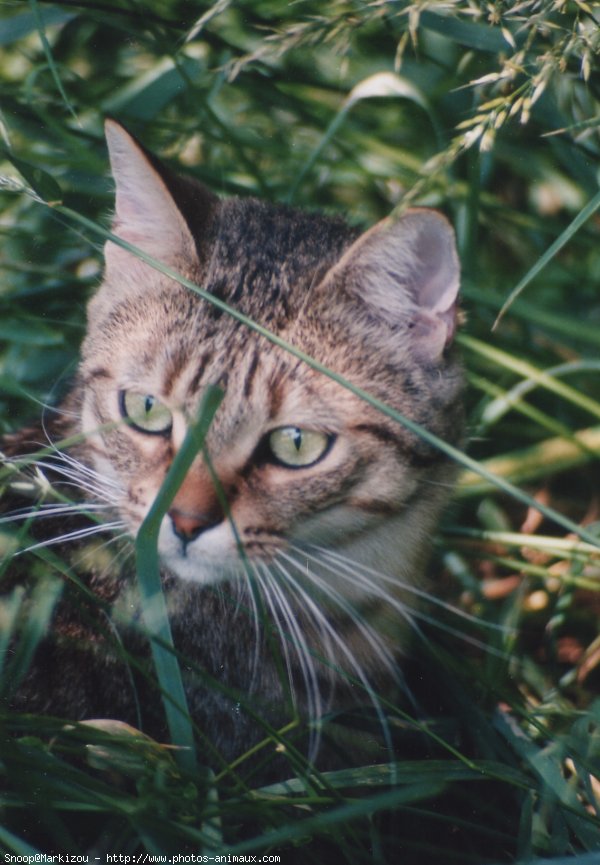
top-left (156, 512), bottom-right (278, 585)
top-left (152, 497), bottom-right (394, 588)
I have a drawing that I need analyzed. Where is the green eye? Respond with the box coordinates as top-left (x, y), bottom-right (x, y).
top-left (119, 391), bottom-right (173, 435)
top-left (268, 426), bottom-right (332, 468)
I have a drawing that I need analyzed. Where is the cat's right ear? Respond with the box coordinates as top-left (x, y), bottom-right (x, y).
top-left (325, 209), bottom-right (460, 363)
top-left (103, 119), bottom-right (215, 274)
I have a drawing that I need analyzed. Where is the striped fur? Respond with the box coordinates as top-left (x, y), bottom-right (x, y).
top-left (4, 121), bottom-right (464, 769)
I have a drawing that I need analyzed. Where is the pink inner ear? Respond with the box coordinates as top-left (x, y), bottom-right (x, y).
top-left (410, 217), bottom-right (460, 317)
top-left (444, 305), bottom-right (459, 346)
top-left (105, 120), bottom-right (196, 263)
top-left (112, 173), bottom-right (185, 250)
top-left (114, 190), bottom-right (149, 229)
top-left (411, 310), bottom-right (453, 360)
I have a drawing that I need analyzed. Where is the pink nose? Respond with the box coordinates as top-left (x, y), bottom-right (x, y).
top-left (168, 507), bottom-right (222, 544)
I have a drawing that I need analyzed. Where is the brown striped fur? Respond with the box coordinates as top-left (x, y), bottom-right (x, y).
top-left (3, 121), bottom-right (464, 770)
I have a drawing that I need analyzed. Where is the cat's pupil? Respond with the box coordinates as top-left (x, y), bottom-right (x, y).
top-left (292, 429), bottom-right (302, 451)
top-left (144, 396), bottom-right (155, 415)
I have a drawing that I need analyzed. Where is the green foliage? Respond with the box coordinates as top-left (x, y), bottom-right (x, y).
top-left (135, 384), bottom-right (224, 775)
top-left (1, 1), bottom-right (600, 862)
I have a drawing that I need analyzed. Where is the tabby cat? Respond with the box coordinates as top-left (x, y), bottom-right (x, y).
top-left (2, 120), bottom-right (463, 771)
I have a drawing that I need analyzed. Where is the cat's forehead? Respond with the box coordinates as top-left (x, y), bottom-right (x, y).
top-left (167, 322), bottom-right (343, 429)
top-left (88, 196), bottom-right (358, 376)
top-left (196, 197), bottom-right (356, 324)
top-left (97, 290), bottom-right (341, 430)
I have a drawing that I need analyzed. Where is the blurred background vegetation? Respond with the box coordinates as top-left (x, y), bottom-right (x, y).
top-left (1, 1), bottom-right (600, 862)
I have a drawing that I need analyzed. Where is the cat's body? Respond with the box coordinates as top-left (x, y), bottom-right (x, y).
top-left (2, 122), bottom-right (463, 772)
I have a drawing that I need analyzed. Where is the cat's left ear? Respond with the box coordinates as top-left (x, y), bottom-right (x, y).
top-left (103, 119), bottom-right (215, 272)
top-left (331, 209), bottom-right (460, 362)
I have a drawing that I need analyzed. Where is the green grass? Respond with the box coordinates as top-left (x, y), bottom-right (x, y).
top-left (1, 1), bottom-right (600, 862)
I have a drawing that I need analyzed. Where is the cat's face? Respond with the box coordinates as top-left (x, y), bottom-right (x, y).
top-left (79, 121), bottom-right (463, 589)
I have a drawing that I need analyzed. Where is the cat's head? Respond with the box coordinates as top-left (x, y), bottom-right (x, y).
top-left (79, 120), bottom-right (463, 587)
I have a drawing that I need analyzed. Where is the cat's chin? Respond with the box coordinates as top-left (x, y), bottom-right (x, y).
top-left (161, 555), bottom-right (243, 585)
top-left (159, 547), bottom-right (242, 586)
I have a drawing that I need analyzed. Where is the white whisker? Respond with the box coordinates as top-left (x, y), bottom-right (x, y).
top-left (253, 562), bottom-right (324, 757)
top-left (298, 545), bottom-right (512, 658)
top-left (51, 450), bottom-right (123, 492)
top-left (279, 548), bottom-right (399, 678)
top-left (312, 544), bottom-right (513, 635)
top-left (272, 554), bottom-right (396, 762)
top-left (4, 448), bottom-right (122, 508)
top-left (262, 562), bottom-right (326, 760)
top-left (32, 460), bottom-right (121, 503)
top-left (253, 565), bottom-right (296, 703)
top-left (0, 502), bottom-right (111, 526)
top-left (244, 563), bottom-right (269, 693)
top-left (18, 521), bottom-right (126, 555)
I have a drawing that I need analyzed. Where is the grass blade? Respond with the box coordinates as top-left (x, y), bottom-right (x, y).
top-left (460, 334), bottom-right (600, 422)
top-left (135, 384), bottom-right (223, 774)
top-left (494, 186), bottom-right (600, 329)
top-left (0, 825), bottom-right (42, 856)
top-left (457, 425), bottom-right (600, 496)
top-left (0, 576), bottom-right (62, 701)
top-left (287, 71), bottom-right (433, 203)
top-left (28, 0), bottom-right (79, 125)
top-left (50, 204), bottom-right (600, 550)
top-left (223, 782), bottom-right (447, 855)
top-left (419, 9), bottom-right (515, 53)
